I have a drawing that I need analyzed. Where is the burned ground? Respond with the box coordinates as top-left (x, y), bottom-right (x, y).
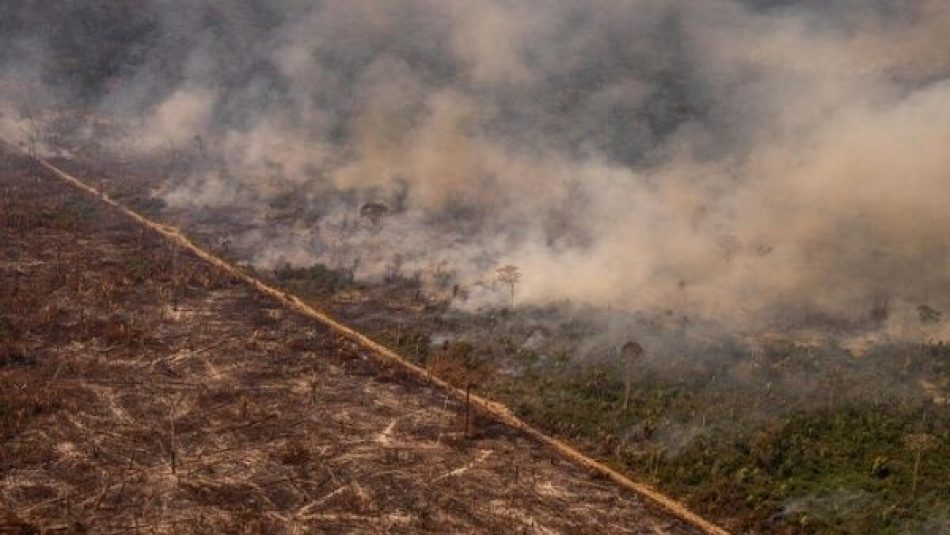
top-left (0, 149), bottom-right (705, 533)
top-left (33, 149), bottom-right (950, 534)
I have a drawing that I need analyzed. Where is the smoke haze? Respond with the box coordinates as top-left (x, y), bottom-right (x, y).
top-left (3, 0), bottom-right (949, 338)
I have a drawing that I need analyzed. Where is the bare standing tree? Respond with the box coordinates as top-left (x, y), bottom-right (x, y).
top-left (495, 265), bottom-right (521, 310)
top-left (18, 106), bottom-right (41, 158)
top-left (620, 341), bottom-right (644, 411)
top-left (903, 433), bottom-right (938, 498)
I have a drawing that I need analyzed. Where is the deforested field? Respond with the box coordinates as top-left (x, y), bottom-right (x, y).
top-left (0, 148), bottom-right (706, 533)
top-left (4, 3), bottom-right (950, 533)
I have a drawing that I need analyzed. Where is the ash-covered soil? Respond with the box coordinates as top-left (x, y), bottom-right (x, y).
top-left (0, 150), bottom-right (703, 533)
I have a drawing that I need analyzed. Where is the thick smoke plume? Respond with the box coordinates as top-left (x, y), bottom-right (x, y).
top-left (3, 0), bottom-right (950, 341)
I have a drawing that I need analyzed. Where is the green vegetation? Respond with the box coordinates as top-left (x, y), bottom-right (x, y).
top-left (505, 368), bottom-right (947, 533)
top-left (477, 346), bottom-right (946, 534)
top-left (267, 263), bottom-right (949, 534)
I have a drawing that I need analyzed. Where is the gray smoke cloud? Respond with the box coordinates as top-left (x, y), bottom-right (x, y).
top-left (3, 0), bottom-right (950, 341)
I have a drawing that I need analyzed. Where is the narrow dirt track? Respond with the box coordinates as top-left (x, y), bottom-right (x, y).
top-left (0, 146), bottom-right (726, 534)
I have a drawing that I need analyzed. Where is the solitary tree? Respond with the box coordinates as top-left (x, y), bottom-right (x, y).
top-left (917, 304), bottom-right (942, 325)
top-left (359, 202), bottom-right (389, 227)
top-left (495, 264), bottom-right (521, 310)
top-left (870, 295), bottom-right (890, 324)
top-left (620, 341), bottom-right (644, 411)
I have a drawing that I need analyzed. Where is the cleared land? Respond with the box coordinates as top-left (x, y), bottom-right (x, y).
top-left (0, 150), bottom-right (707, 533)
